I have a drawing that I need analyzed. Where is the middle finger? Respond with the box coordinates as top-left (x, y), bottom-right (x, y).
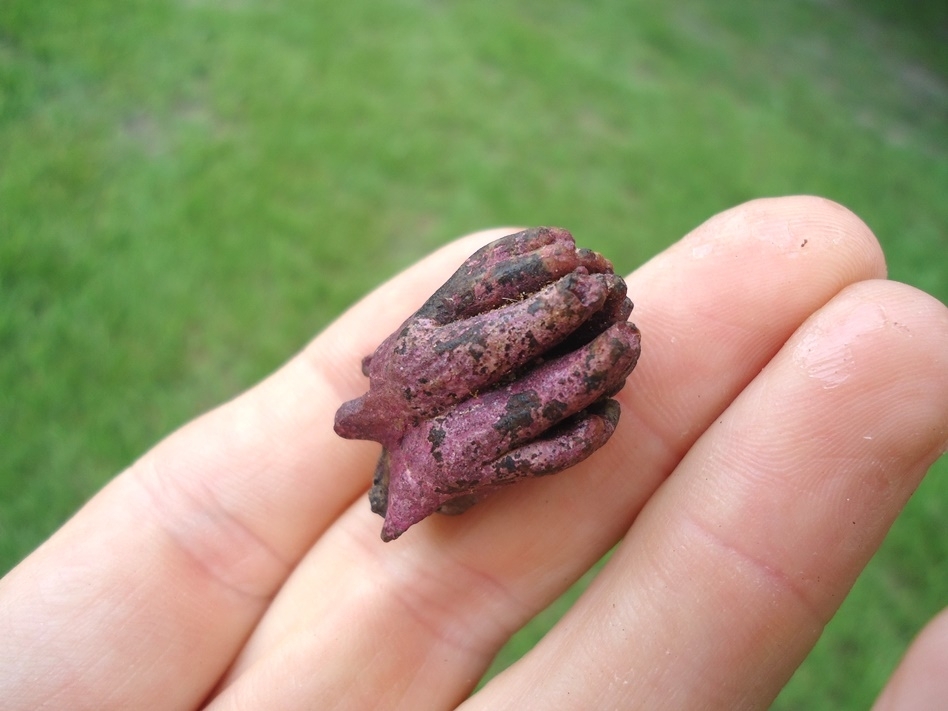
top-left (210, 198), bottom-right (885, 710)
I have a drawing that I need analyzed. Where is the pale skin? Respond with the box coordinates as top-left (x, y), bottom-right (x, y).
top-left (1, 196), bottom-right (946, 710)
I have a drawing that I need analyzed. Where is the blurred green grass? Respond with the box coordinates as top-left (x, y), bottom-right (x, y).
top-left (1, 0), bottom-right (945, 707)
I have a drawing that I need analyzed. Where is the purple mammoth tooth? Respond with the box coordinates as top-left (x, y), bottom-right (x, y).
top-left (334, 227), bottom-right (642, 541)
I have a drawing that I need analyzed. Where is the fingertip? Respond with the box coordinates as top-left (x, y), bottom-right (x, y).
top-left (730, 195), bottom-right (886, 279)
top-left (768, 195), bottom-right (886, 277)
top-left (835, 279), bottom-right (948, 456)
top-left (640, 195), bottom-right (887, 290)
top-left (791, 278), bottom-right (948, 418)
top-left (873, 607), bottom-right (948, 711)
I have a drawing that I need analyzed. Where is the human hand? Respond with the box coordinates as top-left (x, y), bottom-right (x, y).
top-left (2, 197), bottom-right (946, 710)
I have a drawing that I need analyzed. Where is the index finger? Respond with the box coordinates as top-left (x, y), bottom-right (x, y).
top-left (208, 197), bottom-right (896, 709)
top-left (0, 228), bottom-right (516, 711)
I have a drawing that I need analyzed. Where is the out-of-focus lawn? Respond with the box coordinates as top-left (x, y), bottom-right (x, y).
top-left (1, 1), bottom-right (945, 706)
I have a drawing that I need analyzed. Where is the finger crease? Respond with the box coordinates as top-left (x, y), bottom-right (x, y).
top-left (682, 509), bottom-right (830, 635)
top-left (128, 459), bottom-right (292, 602)
top-left (352, 528), bottom-right (530, 660)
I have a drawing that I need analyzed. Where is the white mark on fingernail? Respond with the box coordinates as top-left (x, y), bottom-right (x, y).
top-left (794, 302), bottom-right (888, 389)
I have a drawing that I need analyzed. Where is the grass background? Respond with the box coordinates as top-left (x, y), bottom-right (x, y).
top-left (1, 0), bottom-right (945, 706)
